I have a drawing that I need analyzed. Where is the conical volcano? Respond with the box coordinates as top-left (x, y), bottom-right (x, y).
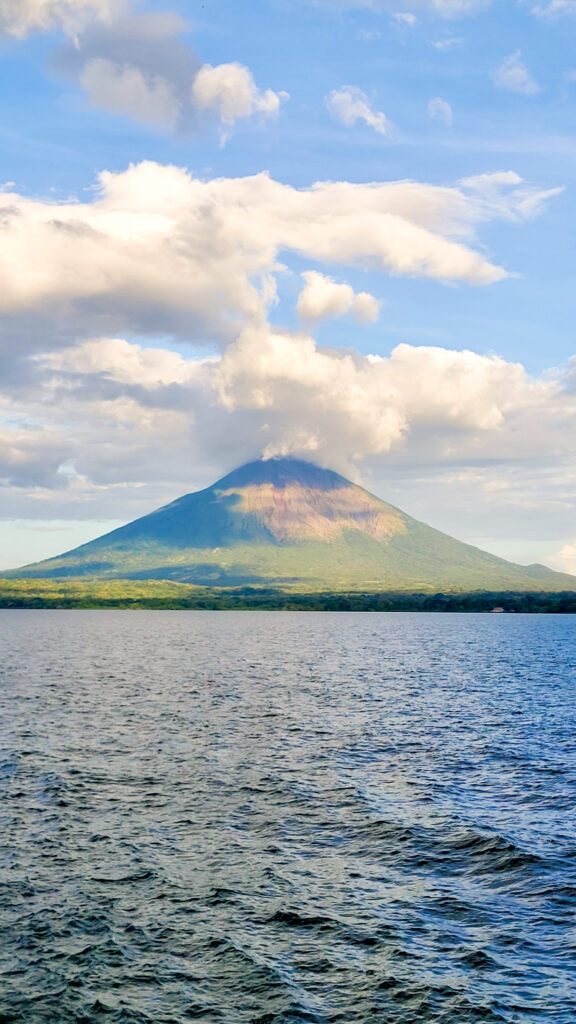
top-left (8, 458), bottom-right (576, 592)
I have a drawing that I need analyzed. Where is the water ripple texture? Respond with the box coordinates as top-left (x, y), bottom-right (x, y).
top-left (1, 610), bottom-right (575, 1023)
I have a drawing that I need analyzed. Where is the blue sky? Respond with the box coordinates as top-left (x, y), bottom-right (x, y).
top-left (1, 0), bottom-right (576, 571)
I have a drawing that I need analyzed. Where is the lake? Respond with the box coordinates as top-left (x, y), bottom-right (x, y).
top-left (1, 611), bottom-right (575, 1023)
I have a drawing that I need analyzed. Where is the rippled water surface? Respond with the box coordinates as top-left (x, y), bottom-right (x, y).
top-left (1, 611), bottom-right (575, 1023)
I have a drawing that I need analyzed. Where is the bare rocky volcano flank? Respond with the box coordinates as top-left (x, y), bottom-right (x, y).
top-left (7, 457), bottom-right (576, 592)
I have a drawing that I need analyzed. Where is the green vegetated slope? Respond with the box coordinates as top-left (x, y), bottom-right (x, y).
top-left (5, 458), bottom-right (576, 593)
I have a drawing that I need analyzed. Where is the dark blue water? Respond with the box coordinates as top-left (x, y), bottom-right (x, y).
top-left (1, 611), bottom-right (575, 1023)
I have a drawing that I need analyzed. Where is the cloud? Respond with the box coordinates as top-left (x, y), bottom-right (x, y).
top-left (42, 336), bottom-right (207, 388)
top-left (0, 0), bottom-right (121, 38)
top-left (297, 271), bottom-right (381, 322)
top-left (311, 0), bottom-right (491, 18)
top-left (1, 3), bottom-right (286, 137)
top-left (427, 96), bottom-right (453, 126)
top-left (8, 329), bottom-right (573, 501)
top-left (80, 56), bottom-right (182, 128)
top-left (191, 62), bottom-right (287, 127)
top-left (531, 1), bottom-right (576, 15)
top-left (0, 159), bottom-right (566, 542)
top-left (424, 0), bottom-right (489, 13)
top-left (326, 86), bottom-right (392, 136)
top-left (550, 541), bottom-right (576, 573)
top-left (431, 36), bottom-right (462, 48)
top-left (54, 12), bottom-right (285, 135)
top-left (0, 160), bottom-right (550, 362)
top-left (214, 328), bottom-right (556, 467)
top-left (493, 52), bottom-right (540, 95)
top-left (392, 12), bottom-right (417, 25)
top-left (4, 326), bottom-right (576, 569)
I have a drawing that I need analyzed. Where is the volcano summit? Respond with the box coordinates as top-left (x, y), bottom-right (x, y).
top-left (9, 458), bottom-right (576, 592)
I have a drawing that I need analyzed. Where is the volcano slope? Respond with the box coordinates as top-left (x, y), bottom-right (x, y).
top-left (8, 458), bottom-right (576, 592)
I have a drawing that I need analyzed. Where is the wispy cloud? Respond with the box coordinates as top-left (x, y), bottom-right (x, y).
top-left (431, 36), bottom-right (462, 49)
top-left (392, 12), bottom-right (417, 26)
top-left (492, 51), bottom-right (540, 95)
top-left (427, 96), bottom-right (453, 126)
top-left (326, 86), bottom-right (392, 136)
top-left (531, 0), bottom-right (576, 16)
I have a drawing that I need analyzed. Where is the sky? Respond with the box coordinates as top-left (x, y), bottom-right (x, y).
top-left (1, 0), bottom-right (576, 572)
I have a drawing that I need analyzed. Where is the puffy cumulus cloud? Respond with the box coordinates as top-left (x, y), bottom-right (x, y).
top-left (55, 12), bottom-right (285, 134)
top-left (0, 161), bottom-right (555, 359)
top-left (0, 0), bottom-right (120, 37)
top-left (214, 328), bottom-right (558, 467)
top-left (427, 96), bottom-right (453, 126)
top-left (191, 62), bottom-right (287, 127)
top-left (297, 271), bottom-right (380, 323)
top-left (41, 337), bottom-right (211, 388)
top-left (7, 330), bottom-right (573, 492)
top-left (493, 52), bottom-right (540, 96)
top-left (326, 86), bottom-right (392, 136)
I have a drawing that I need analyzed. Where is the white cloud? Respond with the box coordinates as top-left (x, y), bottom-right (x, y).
top-left (425, 0), bottom-right (489, 12)
top-left (214, 328), bottom-right (557, 468)
top-left (22, 326), bottom-right (570, 501)
top-left (42, 337), bottom-right (208, 388)
top-left (54, 12), bottom-right (286, 135)
top-left (550, 540), bottom-right (576, 573)
top-left (393, 12), bottom-right (417, 25)
top-left (431, 36), bottom-right (462, 48)
top-left (78, 53), bottom-right (286, 134)
top-left (0, 160), bottom-right (567, 548)
top-left (0, 160), bottom-right (549, 359)
top-left (531, 1), bottom-right (576, 16)
top-left (191, 62), bottom-right (287, 127)
top-left (4, 5), bottom-right (285, 138)
top-left (427, 96), bottom-right (453, 126)
top-left (297, 271), bottom-right (381, 322)
top-left (0, 0), bottom-right (120, 37)
top-left (312, 0), bottom-right (491, 17)
top-left (326, 86), bottom-right (392, 136)
top-left (493, 51), bottom-right (540, 96)
top-left (30, 328), bottom-right (561, 488)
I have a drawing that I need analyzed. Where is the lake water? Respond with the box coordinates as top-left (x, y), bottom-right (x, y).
top-left (1, 610), bottom-right (575, 1023)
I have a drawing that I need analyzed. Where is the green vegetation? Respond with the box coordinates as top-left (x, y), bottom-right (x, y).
top-left (1, 578), bottom-right (576, 612)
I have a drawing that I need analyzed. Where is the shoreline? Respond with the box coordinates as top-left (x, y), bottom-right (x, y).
top-left (1, 579), bottom-right (576, 612)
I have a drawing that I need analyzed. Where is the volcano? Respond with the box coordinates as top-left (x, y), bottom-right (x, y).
top-left (9, 458), bottom-right (576, 592)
